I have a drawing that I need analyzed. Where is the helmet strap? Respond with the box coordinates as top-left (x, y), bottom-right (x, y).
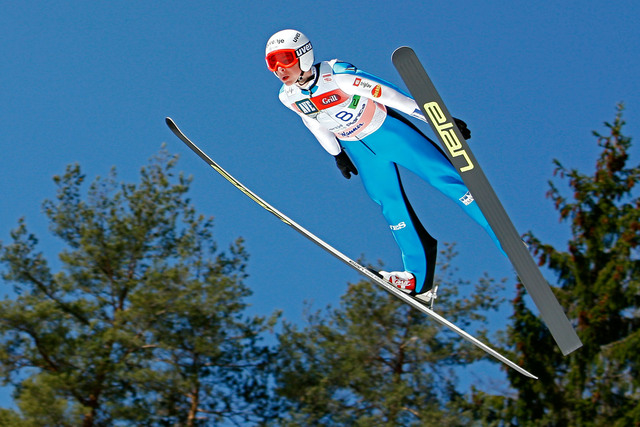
top-left (296, 66), bottom-right (316, 88)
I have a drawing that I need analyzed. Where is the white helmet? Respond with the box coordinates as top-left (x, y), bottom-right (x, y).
top-left (265, 29), bottom-right (314, 72)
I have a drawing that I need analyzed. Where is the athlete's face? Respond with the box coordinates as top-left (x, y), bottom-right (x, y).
top-left (273, 61), bottom-right (302, 86)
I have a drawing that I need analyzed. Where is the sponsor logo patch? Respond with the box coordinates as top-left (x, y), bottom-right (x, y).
top-left (390, 221), bottom-right (406, 231)
top-left (390, 275), bottom-right (415, 290)
top-left (321, 93), bottom-right (341, 105)
top-left (309, 89), bottom-right (347, 110)
top-left (348, 95), bottom-right (361, 109)
top-left (338, 123), bottom-right (363, 138)
top-left (371, 84), bottom-right (382, 98)
top-left (295, 99), bottom-right (318, 115)
top-left (295, 41), bottom-right (312, 57)
top-left (459, 191), bottom-right (474, 205)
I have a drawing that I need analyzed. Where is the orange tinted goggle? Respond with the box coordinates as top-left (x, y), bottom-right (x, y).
top-left (266, 49), bottom-right (299, 71)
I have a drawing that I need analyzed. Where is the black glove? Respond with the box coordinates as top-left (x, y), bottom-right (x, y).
top-left (334, 151), bottom-right (358, 179)
top-left (453, 117), bottom-right (471, 140)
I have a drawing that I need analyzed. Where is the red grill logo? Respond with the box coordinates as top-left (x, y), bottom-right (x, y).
top-left (310, 89), bottom-right (347, 110)
top-left (322, 94), bottom-right (340, 105)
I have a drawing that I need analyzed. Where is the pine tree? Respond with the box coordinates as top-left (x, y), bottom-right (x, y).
top-left (274, 245), bottom-right (506, 426)
top-left (0, 148), bottom-right (278, 426)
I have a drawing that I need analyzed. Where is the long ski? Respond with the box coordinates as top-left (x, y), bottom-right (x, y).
top-left (165, 117), bottom-right (537, 379)
top-left (392, 46), bottom-right (582, 356)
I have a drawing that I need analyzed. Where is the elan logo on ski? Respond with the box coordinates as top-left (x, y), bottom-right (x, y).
top-left (423, 101), bottom-right (474, 173)
top-left (392, 46), bottom-right (582, 356)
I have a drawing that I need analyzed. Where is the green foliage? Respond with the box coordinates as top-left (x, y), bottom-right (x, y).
top-left (468, 104), bottom-right (640, 426)
top-left (0, 148), bottom-right (279, 426)
top-left (274, 245), bottom-right (506, 426)
top-left (3, 105), bottom-right (635, 426)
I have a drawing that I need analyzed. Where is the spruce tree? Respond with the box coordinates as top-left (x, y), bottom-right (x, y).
top-left (467, 105), bottom-right (640, 426)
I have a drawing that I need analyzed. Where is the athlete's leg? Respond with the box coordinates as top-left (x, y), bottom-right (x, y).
top-left (374, 113), bottom-right (504, 254)
top-left (341, 140), bottom-right (437, 293)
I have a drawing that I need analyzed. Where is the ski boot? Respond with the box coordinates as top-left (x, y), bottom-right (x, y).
top-left (379, 271), bottom-right (416, 293)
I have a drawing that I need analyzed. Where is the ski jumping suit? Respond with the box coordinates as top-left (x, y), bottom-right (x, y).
top-left (278, 60), bottom-right (502, 294)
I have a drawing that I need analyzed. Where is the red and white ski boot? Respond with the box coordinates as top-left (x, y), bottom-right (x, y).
top-left (379, 271), bottom-right (416, 293)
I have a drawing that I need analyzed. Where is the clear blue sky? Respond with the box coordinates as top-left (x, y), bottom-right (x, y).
top-left (1, 1), bottom-right (638, 404)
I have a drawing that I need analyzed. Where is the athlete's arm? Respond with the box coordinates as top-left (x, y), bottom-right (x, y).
top-left (279, 87), bottom-right (343, 155)
top-left (332, 61), bottom-right (471, 139)
top-left (295, 113), bottom-right (358, 178)
top-left (299, 113), bottom-right (342, 155)
top-left (331, 61), bottom-right (427, 122)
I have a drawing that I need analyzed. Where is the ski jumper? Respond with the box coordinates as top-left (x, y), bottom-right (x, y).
top-left (278, 60), bottom-right (502, 294)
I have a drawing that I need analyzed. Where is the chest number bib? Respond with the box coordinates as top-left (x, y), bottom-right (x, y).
top-left (335, 111), bottom-right (353, 121)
